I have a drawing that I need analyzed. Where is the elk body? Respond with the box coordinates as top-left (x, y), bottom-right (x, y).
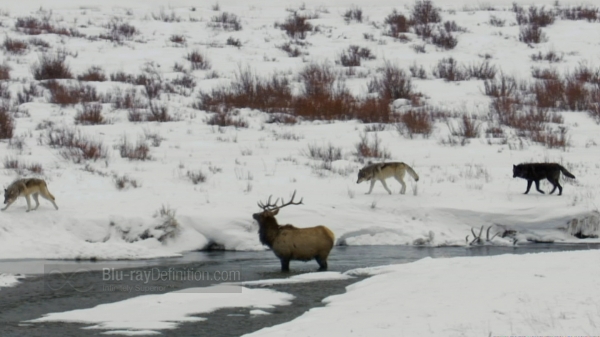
top-left (252, 192), bottom-right (335, 272)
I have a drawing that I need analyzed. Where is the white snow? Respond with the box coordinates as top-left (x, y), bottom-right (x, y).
top-left (101, 331), bottom-right (161, 336)
top-left (31, 284), bottom-right (294, 334)
top-left (1, 0), bottom-right (600, 334)
top-left (0, 0), bottom-right (598, 261)
top-left (237, 271), bottom-right (354, 286)
top-left (245, 250), bottom-right (600, 337)
top-left (0, 272), bottom-right (22, 288)
top-left (249, 310), bottom-right (270, 316)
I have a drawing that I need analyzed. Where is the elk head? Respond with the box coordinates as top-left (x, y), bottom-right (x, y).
top-left (253, 191), bottom-right (303, 249)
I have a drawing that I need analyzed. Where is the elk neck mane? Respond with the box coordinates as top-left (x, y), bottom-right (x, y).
top-left (258, 215), bottom-right (283, 248)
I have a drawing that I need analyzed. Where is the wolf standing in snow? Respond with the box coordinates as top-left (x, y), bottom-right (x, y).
top-left (512, 163), bottom-right (575, 196)
top-left (357, 162), bottom-right (419, 195)
top-left (2, 178), bottom-right (59, 212)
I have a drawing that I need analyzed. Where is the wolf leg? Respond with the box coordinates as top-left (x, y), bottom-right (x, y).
top-left (550, 178), bottom-right (563, 195)
top-left (524, 180), bottom-right (533, 194)
top-left (25, 195), bottom-right (32, 212)
top-left (395, 176), bottom-right (407, 194)
top-left (40, 192), bottom-right (59, 210)
top-left (32, 193), bottom-right (41, 210)
top-left (548, 177), bottom-right (558, 194)
top-left (1, 199), bottom-right (15, 211)
top-left (534, 180), bottom-right (545, 194)
top-left (366, 180), bottom-right (376, 194)
top-left (379, 179), bottom-right (392, 195)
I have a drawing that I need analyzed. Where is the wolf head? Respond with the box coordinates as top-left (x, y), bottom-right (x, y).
top-left (356, 167), bottom-right (373, 184)
top-left (512, 164), bottom-right (524, 178)
top-left (3, 187), bottom-right (19, 205)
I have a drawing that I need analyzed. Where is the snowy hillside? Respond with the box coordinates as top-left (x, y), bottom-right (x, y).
top-left (0, 0), bottom-right (599, 261)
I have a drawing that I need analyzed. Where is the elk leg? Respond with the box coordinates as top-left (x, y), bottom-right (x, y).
top-left (280, 258), bottom-right (290, 272)
top-left (315, 256), bottom-right (328, 271)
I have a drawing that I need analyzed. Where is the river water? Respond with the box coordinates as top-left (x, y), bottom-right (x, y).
top-left (1, 243), bottom-right (599, 337)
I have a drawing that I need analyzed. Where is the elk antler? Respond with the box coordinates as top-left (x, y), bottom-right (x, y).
top-left (257, 195), bottom-right (280, 211)
top-left (257, 190), bottom-right (303, 211)
top-left (275, 190), bottom-right (303, 209)
top-left (469, 225), bottom-right (499, 245)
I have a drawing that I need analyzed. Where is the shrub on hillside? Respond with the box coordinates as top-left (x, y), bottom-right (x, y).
top-left (3, 37), bottom-right (28, 54)
top-left (119, 136), bottom-right (151, 160)
top-left (197, 68), bottom-right (292, 113)
top-left (186, 50), bottom-right (211, 70)
top-left (75, 103), bottom-right (106, 125)
top-left (32, 54), bottom-right (72, 80)
top-left (339, 45), bottom-right (375, 67)
top-left (206, 110), bottom-right (248, 128)
top-left (368, 62), bottom-right (413, 100)
top-left (278, 13), bottom-right (313, 39)
top-left (430, 29), bottom-right (458, 50)
top-left (44, 80), bottom-right (100, 105)
top-left (468, 61), bottom-right (496, 80)
top-left (147, 103), bottom-right (173, 122)
top-left (0, 103), bottom-right (15, 139)
top-left (519, 24), bottom-right (546, 44)
top-left (0, 64), bottom-right (10, 80)
top-left (101, 20), bottom-right (138, 43)
top-left (344, 7), bottom-right (363, 23)
top-left (46, 127), bottom-right (108, 162)
top-left (397, 109), bottom-right (433, 138)
top-left (354, 132), bottom-right (391, 160)
top-left (385, 10), bottom-right (410, 38)
top-left (432, 57), bottom-right (468, 81)
top-left (411, 0), bottom-right (441, 25)
top-left (209, 12), bottom-right (242, 31)
top-left (483, 74), bottom-right (517, 98)
top-left (560, 6), bottom-right (599, 21)
top-left (77, 66), bottom-right (107, 82)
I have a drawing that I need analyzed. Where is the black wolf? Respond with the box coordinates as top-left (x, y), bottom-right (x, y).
top-left (512, 163), bottom-right (575, 196)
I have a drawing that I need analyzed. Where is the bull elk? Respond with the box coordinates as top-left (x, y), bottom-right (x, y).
top-left (252, 191), bottom-right (335, 272)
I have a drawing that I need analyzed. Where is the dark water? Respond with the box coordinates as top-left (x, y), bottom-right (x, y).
top-left (1, 243), bottom-right (599, 337)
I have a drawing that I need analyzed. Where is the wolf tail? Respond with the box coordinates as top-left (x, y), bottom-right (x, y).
top-left (405, 164), bottom-right (420, 182)
top-left (42, 181), bottom-right (56, 200)
top-left (558, 165), bottom-right (575, 179)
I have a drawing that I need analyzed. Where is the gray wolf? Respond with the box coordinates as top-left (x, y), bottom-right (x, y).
top-left (2, 178), bottom-right (59, 212)
top-left (513, 163), bottom-right (575, 196)
top-left (357, 162), bottom-right (419, 195)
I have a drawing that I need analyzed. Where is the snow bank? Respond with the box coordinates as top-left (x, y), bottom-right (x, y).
top-left (31, 284), bottom-right (294, 335)
top-left (245, 250), bottom-right (600, 337)
top-left (238, 271), bottom-right (353, 286)
top-left (0, 273), bottom-right (23, 288)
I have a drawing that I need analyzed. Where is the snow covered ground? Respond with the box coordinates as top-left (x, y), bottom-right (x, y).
top-left (0, 0), bottom-right (598, 263)
top-left (245, 249), bottom-right (600, 337)
top-left (1, 0), bottom-right (600, 335)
